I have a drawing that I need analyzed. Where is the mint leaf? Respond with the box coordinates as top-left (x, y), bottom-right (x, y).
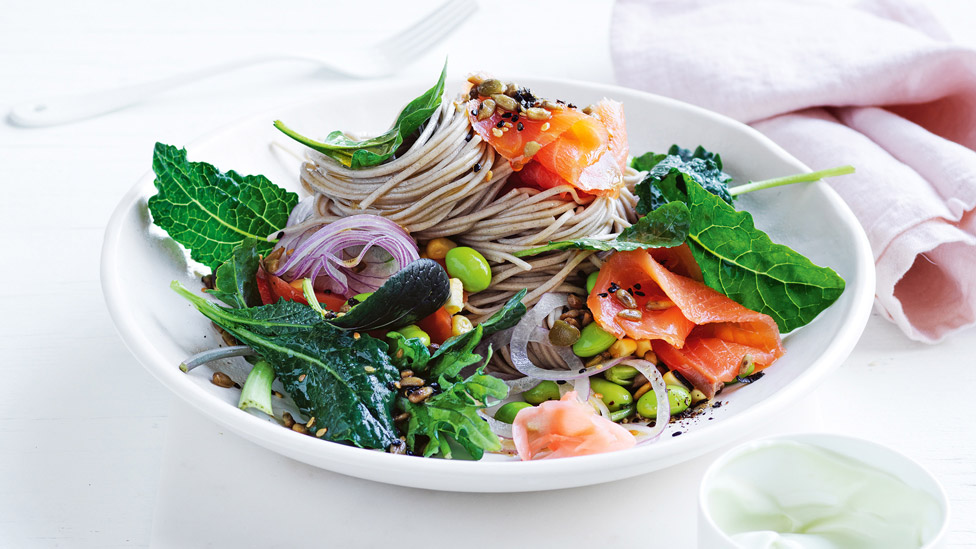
top-left (206, 238), bottom-right (262, 308)
top-left (147, 143), bottom-right (298, 270)
top-left (173, 282), bottom-right (400, 449)
top-left (513, 202), bottom-right (690, 258)
top-left (660, 177), bottom-right (846, 333)
top-left (274, 62), bottom-right (448, 169)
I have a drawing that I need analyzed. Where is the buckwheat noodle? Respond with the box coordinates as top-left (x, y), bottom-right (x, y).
top-left (284, 96), bottom-right (643, 325)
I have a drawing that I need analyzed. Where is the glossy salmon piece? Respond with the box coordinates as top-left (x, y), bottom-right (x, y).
top-left (590, 98), bottom-right (629, 171)
top-left (512, 391), bottom-right (636, 460)
top-left (466, 98), bottom-right (586, 169)
top-left (589, 249), bottom-right (784, 397)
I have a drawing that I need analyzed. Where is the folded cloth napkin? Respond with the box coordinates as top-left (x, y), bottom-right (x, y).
top-left (612, 0), bottom-right (976, 343)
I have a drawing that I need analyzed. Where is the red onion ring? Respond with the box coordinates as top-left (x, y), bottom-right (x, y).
top-left (619, 358), bottom-right (670, 444)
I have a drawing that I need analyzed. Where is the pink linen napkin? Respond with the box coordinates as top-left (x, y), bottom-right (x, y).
top-left (612, 0), bottom-right (976, 343)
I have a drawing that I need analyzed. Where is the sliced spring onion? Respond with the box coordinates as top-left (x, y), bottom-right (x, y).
top-left (238, 359), bottom-right (275, 417)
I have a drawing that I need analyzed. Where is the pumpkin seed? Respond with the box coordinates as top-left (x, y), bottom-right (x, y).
top-left (542, 100), bottom-right (564, 111)
top-left (645, 299), bottom-right (675, 311)
top-left (492, 93), bottom-right (518, 111)
top-left (548, 320), bottom-right (581, 347)
top-left (477, 99), bottom-right (496, 120)
top-left (477, 78), bottom-right (504, 96)
top-left (467, 74), bottom-right (486, 85)
top-left (525, 107), bottom-right (551, 121)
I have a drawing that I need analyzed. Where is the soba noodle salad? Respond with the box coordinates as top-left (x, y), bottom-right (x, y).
top-left (149, 64), bottom-right (851, 460)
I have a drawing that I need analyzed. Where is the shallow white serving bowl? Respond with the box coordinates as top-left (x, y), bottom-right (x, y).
top-left (101, 77), bottom-right (875, 492)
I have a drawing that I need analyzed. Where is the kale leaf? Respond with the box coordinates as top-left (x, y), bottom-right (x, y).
top-left (634, 145), bottom-right (733, 215)
top-left (173, 282), bottom-right (400, 449)
top-left (274, 62), bottom-right (447, 169)
top-left (512, 202), bottom-right (690, 257)
top-left (657, 176), bottom-right (846, 333)
top-left (206, 238), bottom-right (263, 309)
top-left (148, 143), bottom-right (298, 270)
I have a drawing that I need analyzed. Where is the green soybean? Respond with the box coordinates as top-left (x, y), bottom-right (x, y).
top-left (636, 384), bottom-right (692, 418)
top-left (572, 322), bottom-right (617, 357)
top-left (494, 401), bottom-right (533, 424)
top-left (397, 324), bottom-right (431, 346)
top-left (604, 365), bottom-right (639, 386)
top-left (445, 246), bottom-right (492, 293)
top-left (589, 377), bottom-right (633, 412)
top-left (586, 271), bottom-right (600, 294)
top-left (523, 381), bottom-right (560, 405)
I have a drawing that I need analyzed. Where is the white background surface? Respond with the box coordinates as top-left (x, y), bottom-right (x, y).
top-left (2, 0), bottom-right (974, 546)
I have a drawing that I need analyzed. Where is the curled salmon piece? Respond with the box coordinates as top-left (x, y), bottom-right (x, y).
top-left (512, 391), bottom-right (636, 460)
top-left (589, 249), bottom-right (784, 397)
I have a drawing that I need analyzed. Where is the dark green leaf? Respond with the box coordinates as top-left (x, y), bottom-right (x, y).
top-left (634, 145), bottom-right (733, 216)
top-left (513, 202), bottom-right (690, 257)
top-left (206, 238), bottom-right (262, 308)
top-left (330, 259), bottom-right (450, 331)
top-left (666, 178), bottom-right (846, 332)
top-left (147, 143), bottom-right (298, 270)
top-left (387, 332), bottom-right (431, 371)
top-left (401, 363), bottom-right (508, 459)
top-left (428, 325), bottom-right (484, 379)
top-left (480, 289), bottom-right (527, 336)
top-left (173, 282), bottom-right (400, 449)
top-left (273, 62), bottom-right (448, 169)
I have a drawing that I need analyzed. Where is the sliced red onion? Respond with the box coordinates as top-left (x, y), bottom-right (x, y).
top-left (272, 214), bottom-right (418, 297)
top-left (478, 409), bottom-right (513, 439)
top-left (589, 395), bottom-right (611, 418)
top-left (572, 375), bottom-right (591, 401)
top-left (620, 358), bottom-right (670, 444)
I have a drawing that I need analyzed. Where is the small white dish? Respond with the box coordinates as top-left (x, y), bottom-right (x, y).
top-left (698, 433), bottom-right (950, 548)
top-left (101, 77), bottom-right (875, 492)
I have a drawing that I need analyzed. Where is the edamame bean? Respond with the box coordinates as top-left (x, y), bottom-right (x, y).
top-left (636, 384), bottom-right (692, 418)
top-left (572, 322), bottom-right (617, 357)
top-left (523, 381), bottom-right (560, 405)
top-left (604, 365), bottom-right (639, 386)
top-left (445, 247), bottom-right (492, 293)
top-left (586, 271), bottom-right (600, 294)
top-left (589, 377), bottom-right (633, 412)
top-left (494, 401), bottom-right (533, 424)
top-left (397, 324), bottom-right (431, 346)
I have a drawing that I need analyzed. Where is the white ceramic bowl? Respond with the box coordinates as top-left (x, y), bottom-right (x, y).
top-left (698, 433), bottom-right (950, 548)
top-left (101, 77), bottom-right (875, 492)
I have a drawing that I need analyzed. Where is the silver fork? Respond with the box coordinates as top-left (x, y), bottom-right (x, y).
top-left (8, 0), bottom-right (477, 128)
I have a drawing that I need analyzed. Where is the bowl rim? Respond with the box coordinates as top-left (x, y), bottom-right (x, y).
top-left (100, 75), bottom-right (877, 491)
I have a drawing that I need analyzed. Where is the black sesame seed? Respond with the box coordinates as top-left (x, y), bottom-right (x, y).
top-left (578, 368), bottom-right (586, 374)
top-left (276, 231), bottom-right (284, 239)
top-left (473, 163), bottom-right (482, 172)
top-left (517, 122), bottom-right (524, 131)
top-left (598, 293), bottom-right (608, 298)
top-left (471, 110), bottom-right (478, 116)
top-left (568, 103), bottom-right (577, 109)
top-left (512, 114), bottom-right (519, 122)
top-left (501, 112), bottom-right (511, 119)
top-left (635, 291), bottom-right (646, 297)
top-left (465, 132), bottom-right (473, 142)
top-left (634, 283), bottom-right (642, 290)
top-left (496, 121), bottom-right (505, 128)
top-left (556, 380), bottom-right (567, 385)
top-left (672, 431), bottom-right (683, 437)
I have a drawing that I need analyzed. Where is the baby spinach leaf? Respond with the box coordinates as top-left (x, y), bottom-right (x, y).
top-left (173, 282), bottom-right (400, 449)
top-left (274, 62), bottom-right (448, 169)
top-left (401, 364), bottom-right (508, 459)
top-left (330, 259), bottom-right (450, 331)
top-left (428, 325), bottom-right (485, 379)
top-left (206, 238), bottom-right (262, 308)
top-left (512, 202), bottom-right (690, 257)
top-left (480, 289), bottom-right (528, 336)
top-left (148, 143), bottom-right (298, 270)
top-left (634, 145), bottom-right (733, 215)
top-left (658, 177), bottom-right (846, 333)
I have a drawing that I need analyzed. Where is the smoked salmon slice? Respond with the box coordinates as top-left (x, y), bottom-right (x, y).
top-left (466, 98), bottom-right (587, 169)
top-left (588, 249), bottom-right (784, 397)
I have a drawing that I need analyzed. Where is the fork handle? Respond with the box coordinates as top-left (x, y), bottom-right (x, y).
top-left (8, 54), bottom-right (304, 128)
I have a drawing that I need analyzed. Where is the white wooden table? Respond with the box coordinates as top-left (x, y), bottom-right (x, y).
top-left (2, 0), bottom-right (973, 546)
